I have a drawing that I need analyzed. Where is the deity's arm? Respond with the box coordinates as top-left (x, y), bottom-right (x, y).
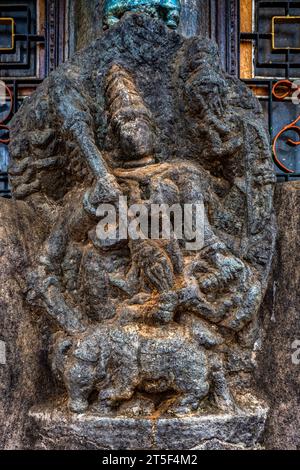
top-left (53, 70), bottom-right (122, 210)
top-left (27, 192), bottom-right (92, 334)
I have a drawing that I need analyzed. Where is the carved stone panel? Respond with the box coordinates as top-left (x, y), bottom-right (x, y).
top-left (6, 13), bottom-right (276, 449)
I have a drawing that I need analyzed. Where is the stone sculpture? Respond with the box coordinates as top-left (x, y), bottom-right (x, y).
top-left (6, 13), bottom-right (276, 448)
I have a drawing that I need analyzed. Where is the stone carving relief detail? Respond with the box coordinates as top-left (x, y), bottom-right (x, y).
top-left (8, 14), bottom-right (276, 419)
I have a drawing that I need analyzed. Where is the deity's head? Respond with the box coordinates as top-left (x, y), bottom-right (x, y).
top-left (103, 0), bottom-right (181, 30)
top-left (118, 118), bottom-right (155, 167)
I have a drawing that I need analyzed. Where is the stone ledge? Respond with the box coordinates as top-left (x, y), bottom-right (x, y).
top-left (29, 403), bottom-right (268, 450)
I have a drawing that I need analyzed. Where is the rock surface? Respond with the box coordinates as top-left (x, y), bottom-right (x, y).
top-left (29, 399), bottom-right (267, 450)
top-left (257, 182), bottom-right (300, 450)
top-left (0, 198), bottom-right (51, 449)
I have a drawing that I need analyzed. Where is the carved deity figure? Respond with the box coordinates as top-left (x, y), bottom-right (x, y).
top-left (8, 14), bottom-right (275, 418)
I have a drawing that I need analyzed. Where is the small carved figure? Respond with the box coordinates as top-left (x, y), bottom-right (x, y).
top-left (103, 0), bottom-right (181, 29)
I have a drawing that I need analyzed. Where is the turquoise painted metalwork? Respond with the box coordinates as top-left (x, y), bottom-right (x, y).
top-left (103, 0), bottom-right (181, 29)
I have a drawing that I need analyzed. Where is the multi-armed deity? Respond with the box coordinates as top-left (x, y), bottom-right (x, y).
top-left (6, 5), bottom-right (276, 449)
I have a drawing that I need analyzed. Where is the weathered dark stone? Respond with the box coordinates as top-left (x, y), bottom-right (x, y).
top-left (257, 182), bottom-right (300, 450)
top-left (29, 399), bottom-right (267, 450)
top-left (0, 199), bottom-right (51, 449)
top-left (1, 14), bottom-right (276, 449)
top-left (72, 0), bottom-right (105, 52)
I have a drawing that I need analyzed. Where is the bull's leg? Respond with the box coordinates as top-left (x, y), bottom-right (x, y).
top-left (168, 379), bottom-right (210, 416)
top-left (64, 360), bottom-right (96, 413)
top-left (95, 347), bottom-right (139, 412)
top-left (167, 347), bottom-right (209, 415)
top-left (97, 384), bottom-right (135, 410)
top-left (210, 353), bottom-right (237, 412)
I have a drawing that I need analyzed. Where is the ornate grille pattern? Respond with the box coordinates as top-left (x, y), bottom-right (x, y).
top-left (240, 1), bottom-right (300, 78)
top-left (240, 0), bottom-right (300, 180)
top-left (0, 0), bottom-right (67, 197)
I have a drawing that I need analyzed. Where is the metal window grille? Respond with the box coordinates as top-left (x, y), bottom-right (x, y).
top-left (0, 0), bottom-right (66, 198)
top-left (240, 0), bottom-right (300, 180)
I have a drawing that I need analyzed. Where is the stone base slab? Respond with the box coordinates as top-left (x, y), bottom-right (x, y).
top-left (28, 404), bottom-right (268, 450)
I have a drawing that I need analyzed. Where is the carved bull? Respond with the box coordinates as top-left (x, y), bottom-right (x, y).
top-left (52, 322), bottom-right (210, 415)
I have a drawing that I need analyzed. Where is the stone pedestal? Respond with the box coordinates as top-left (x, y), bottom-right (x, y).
top-left (29, 400), bottom-right (267, 450)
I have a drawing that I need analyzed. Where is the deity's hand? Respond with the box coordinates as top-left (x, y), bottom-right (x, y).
top-left (83, 173), bottom-right (122, 216)
top-left (149, 291), bottom-right (178, 324)
top-left (131, 240), bottom-right (175, 292)
top-left (194, 245), bottom-right (245, 293)
top-left (26, 265), bottom-right (87, 334)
